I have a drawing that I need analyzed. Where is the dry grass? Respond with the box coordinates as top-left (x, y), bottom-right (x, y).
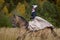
top-left (0, 28), bottom-right (60, 40)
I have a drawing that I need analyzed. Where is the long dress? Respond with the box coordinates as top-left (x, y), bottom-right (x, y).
top-left (28, 16), bottom-right (54, 31)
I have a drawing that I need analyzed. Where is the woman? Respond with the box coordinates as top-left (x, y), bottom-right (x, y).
top-left (31, 5), bottom-right (37, 19)
top-left (29, 5), bottom-right (54, 31)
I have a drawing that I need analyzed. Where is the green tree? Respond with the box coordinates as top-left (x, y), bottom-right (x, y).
top-left (37, 1), bottom-right (60, 27)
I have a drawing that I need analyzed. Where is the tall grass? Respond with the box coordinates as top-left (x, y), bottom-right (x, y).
top-left (0, 28), bottom-right (60, 40)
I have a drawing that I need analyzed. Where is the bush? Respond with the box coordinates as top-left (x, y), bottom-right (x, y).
top-left (0, 12), bottom-right (12, 27)
top-left (36, 1), bottom-right (60, 27)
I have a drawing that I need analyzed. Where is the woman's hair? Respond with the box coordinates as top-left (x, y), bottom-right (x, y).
top-left (32, 5), bottom-right (37, 8)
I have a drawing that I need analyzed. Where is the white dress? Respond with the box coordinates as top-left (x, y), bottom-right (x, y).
top-left (28, 16), bottom-right (54, 31)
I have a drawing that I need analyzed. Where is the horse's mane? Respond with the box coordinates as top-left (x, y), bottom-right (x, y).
top-left (18, 16), bottom-right (29, 29)
top-left (18, 16), bottom-right (27, 22)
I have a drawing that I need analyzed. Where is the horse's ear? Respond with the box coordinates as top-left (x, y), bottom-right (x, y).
top-left (16, 16), bottom-right (19, 22)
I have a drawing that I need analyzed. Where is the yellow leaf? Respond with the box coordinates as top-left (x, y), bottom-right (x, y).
top-left (16, 3), bottom-right (26, 16)
top-left (2, 5), bottom-right (9, 14)
top-left (0, 0), bottom-right (4, 4)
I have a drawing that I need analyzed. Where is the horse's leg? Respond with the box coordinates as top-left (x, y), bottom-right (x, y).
top-left (17, 36), bottom-right (21, 40)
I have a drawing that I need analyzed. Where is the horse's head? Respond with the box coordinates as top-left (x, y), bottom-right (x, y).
top-left (12, 15), bottom-right (29, 29)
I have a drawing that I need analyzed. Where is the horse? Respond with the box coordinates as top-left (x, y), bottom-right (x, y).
top-left (11, 15), bottom-right (59, 40)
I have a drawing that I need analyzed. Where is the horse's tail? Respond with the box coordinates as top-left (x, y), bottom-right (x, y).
top-left (51, 29), bottom-right (57, 37)
top-left (51, 28), bottom-right (60, 38)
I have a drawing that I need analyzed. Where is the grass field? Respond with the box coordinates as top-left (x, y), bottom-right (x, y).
top-left (0, 28), bottom-right (60, 40)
